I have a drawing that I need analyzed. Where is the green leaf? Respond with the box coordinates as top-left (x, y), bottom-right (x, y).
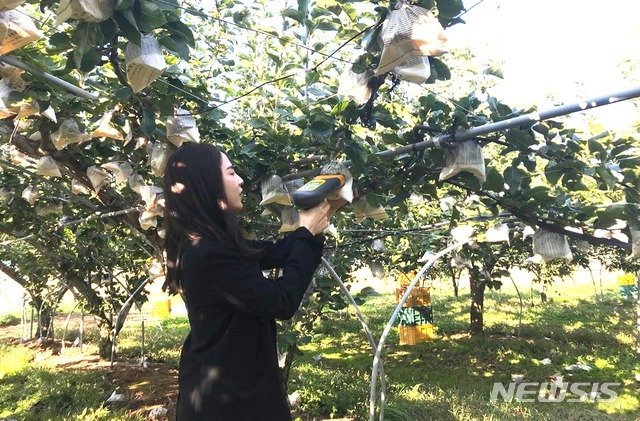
top-left (305, 71), bottom-right (319, 85)
top-left (298, 0), bottom-right (310, 13)
top-left (415, 0), bottom-right (436, 8)
top-left (593, 204), bottom-right (625, 229)
top-left (487, 96), bottom-right (513, 120)
top-left (247, 118), bottom-right (268, 129)
top-left (160, 35), bottom-right (189, 60)
top-left (505, 129), bottom-right (536, 150)
top-left (595, 166), bottom-right (617, 190)
top-left (430, 57), bottom-right (451, 81)
top-left (330, 100), bottom-right (349, 115)
top-left (100, 19), bottom-right (117, 41)
top-left (503, 166), bottom-right (528, 192)
top-left (166, 20), bottom-right (195, 48)
top-left (436, 0), bottom-right (464, 19)
top-left (206, 108), bottom-right (227, 120)
top-left (72, 23), bottom-right (98, 70)
top-left (49, 32), bottom-right (72, 50)
top-left (114, 10), bottom-right (141, 45)
top-left (344, 140), bottom-right (367, 173)
top-left (79, 48), bottom-right (102, 72)
top-left (529, 186), bottom-right (550, 203)
top-left (115, 0), bottom-right (135, 11)
top-left (306, 119), bottom-right (333, 136)
top-left (114, 86), bottom-right (133, 102)
top-left (588, 137), bottom-right (606, 156)
top-left (484, 167), bottom-right (504, 192)
top-left (141, 106), bottom-right (156, 138)
top-left (282, 8), bottom-right (305, 24)
top-left (545, 163), bottom-right (562, 185)
top-left (137, 0), bottom-right (168, 32)
top-left (153, 0), bottom-right (178, 11)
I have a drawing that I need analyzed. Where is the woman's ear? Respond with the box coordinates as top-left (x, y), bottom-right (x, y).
top-left (218, 199), bottom-right (228, 211)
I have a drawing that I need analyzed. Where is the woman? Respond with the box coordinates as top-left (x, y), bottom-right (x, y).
top-left (162, 143), bottom-right (332, 420)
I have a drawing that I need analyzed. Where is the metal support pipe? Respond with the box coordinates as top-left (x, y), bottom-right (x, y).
top-left (321, 257), bottom-right (388, 420)
top-left (283, 85), bottom-right (640, 182)
top-left (450, 85), bottom-right (640, 143)
top-left (369, 240), bottom-right (468, 421)
top-left (0, 55), bottom-right (99, 101)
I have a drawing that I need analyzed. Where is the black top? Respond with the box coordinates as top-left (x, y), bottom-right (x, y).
top-left (176, 227), bottom-right (324, 421)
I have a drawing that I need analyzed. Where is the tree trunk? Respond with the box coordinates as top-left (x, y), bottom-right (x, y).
top-left (37, 307), bottom-right (54, 340)
top-left (469, 275), bottom-right (485, 335)
top-left (97, 321), bottom-right (113, 359)
top-left (449, 265), bottom-right (459, 297)
top-left (280, 344), bottom-right (296, 396)
top-left (636, 271), bottom-right (639, 354)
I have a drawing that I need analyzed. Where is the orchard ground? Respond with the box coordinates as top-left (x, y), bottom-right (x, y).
top-left (0, 265), bottom-right (638, 420)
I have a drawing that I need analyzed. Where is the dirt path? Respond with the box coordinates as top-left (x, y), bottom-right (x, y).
top-left (1, 321), bottom-right (178, 420)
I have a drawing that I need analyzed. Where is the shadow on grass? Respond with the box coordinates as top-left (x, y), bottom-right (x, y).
top-left (0, 365), bottom-right (132, 420)
top-left (291, 290), bottom-right (640, 420)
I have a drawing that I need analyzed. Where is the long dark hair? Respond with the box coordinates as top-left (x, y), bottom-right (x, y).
top-left (162, 143), bottom-right (258, 293)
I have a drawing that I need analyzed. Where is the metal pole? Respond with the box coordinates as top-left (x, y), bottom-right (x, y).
top-left (0, 56), bottom-right (99, 101)
top-left (80, 309), bottom-right (84, 351)
top-left (283, 85), bottom-right (640, 182)
top-left (369, 240), bottom-right (468, 421)
top-left (321, 258), bottom-right (388, 420)
top-left (636, 271), bottom-right (640, 354)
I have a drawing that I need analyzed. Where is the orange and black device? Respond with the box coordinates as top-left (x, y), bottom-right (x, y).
top-left (291, 174), bottom-right (346, 210)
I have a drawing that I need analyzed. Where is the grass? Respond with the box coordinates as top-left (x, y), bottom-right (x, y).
top-left (287, 278), bottom-right (640, 420)
top-left (0, 344), bottom-right (135, 420)
top-left (0, 275), bottom-right (638, 420)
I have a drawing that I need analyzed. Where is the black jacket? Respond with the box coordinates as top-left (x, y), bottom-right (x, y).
top-left (176, 227), bottom-right (324, 420)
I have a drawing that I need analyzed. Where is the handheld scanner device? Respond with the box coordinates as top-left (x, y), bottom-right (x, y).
top-left (291, 174), bottom-right (346, 210)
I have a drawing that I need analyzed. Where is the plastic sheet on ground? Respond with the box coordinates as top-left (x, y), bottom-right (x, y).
top-left (532, 230), bottom-right (573, 262)
top-left (36, 156), bottom-right (62, 177)
top-left (260, 175), bottom-right (292, 207)
top-left (55, 0), bottom-right (114, 25)
top-left (0, 9), bottom-right (42, 55)
top-left (375, 3), bottom-right (446, 77)
top-left (438, 139), bottom-right (486, 183)
top-left (166, 108), bottom-right (199, 147)
top-left (125, 34), bottom-right (166, 93)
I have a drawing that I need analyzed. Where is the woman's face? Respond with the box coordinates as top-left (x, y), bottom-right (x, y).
top-left (220, 153), bottom-right (244, 212)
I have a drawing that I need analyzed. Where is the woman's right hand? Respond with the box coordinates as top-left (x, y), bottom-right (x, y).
top-left (299, 201), bottom-right (330, 235)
